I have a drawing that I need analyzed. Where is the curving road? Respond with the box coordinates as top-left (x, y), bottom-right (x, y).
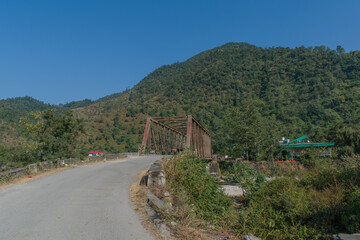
top-left (0, 155), bottom-right (161, 240)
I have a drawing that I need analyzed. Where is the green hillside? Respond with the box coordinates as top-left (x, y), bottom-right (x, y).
top-left (84, 43), bottom-right (360, 153)
top-left (0, 96), bottom-right (96, 123)
top-left (2, 43), bottom-right (360, 155)
top-left (0, 96), bottom-right (94, 146)
top-left (0, 97), bottom-right (50, 145)
top-left (0, 97), bottom-right (51, 122)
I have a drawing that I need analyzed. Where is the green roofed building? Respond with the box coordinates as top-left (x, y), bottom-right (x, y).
top-left (280, 136), bottom-right (334, 159)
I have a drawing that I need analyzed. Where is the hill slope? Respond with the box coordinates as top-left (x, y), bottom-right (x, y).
top-left (2, 43), bottom-right (360, 153)
top-left (81, 43), bottom-right (360, 153)
top-left (0, 97), bottom-right (95, 145)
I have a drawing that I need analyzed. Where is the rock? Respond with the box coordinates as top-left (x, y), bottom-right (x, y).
top-left (104, 153), bottom-right (127, 160)
top-left (143, 198), bottom-right (172, 238)
top-left (334, 234), bottom-right (360, 240)
top-left (156, 222), bottom-right (171, 237)
top-left (144, 205), bottom-right (158, 221)
top-left (145, 189), bottom-right (173, 211)
top-left (147, 161), bottom-right (166, 188)
top-left (57, 160), bottom-right (65, 167)
top-left (245, 233), bottom-right (261, 240)
top-left (139, 175), bottom-right (148, 186)
top-left (27, 164), bottom-right (38, 174)
top-left (208, 160), bottom-right (221, 176)
top-left (221, 184), bottom-right (245, 197)
top-left (63, 158), bottom-right (81, 165)
top-left (39, 161), bottom-right (53, 170)
top-left (0, 168), bottom-right (27, 180)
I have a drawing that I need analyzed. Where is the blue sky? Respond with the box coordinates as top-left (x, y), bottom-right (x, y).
top-left (1, 0), bottom-right (359, 104)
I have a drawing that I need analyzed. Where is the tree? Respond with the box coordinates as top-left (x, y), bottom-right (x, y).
top-left (329, 123), bottom-right (360, 156)
top-left (221, 100), bottom-right (278, 161)
top-left (336, 45), bottom-right (345, 54)
top-left (20, 109), bottom-right (85, 160)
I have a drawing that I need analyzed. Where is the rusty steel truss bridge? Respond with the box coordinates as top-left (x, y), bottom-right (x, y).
top-left (139, 115), bottom-right (212, 159)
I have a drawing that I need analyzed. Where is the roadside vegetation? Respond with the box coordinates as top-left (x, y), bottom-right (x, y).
top-left (163, 153), bottom-right (235, 224)
top-left (162, 153), bottom-right (360, 239)
top-left (0, 109), bottom-right (86, 171)
top-left (236, 156), bottom-right (360, 239)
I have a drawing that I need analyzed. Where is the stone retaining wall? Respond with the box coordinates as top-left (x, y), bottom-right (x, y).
top-left (104, 153), bottom-right (127, 160)
top-left (0, 153), bottom-right (128, 183)
top-left (88, 153), bottom-right (128, 161)
top-left (0, 168), bottom-right (29, 182)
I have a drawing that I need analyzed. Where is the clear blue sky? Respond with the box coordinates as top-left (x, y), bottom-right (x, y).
top-left (1, 0), bottom-right (359, 104)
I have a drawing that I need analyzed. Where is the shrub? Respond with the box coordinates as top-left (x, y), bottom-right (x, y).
top-left (340, 186), bottom-right (360, 233)
top-left (163, 153), bottom-right (234, 223)
top-left (0, 146), bottom-right (37, 171)
top-left (237, 157), bottom-right (360, 238)
top-left (237, 177), bottom-right (322, 239)
top-left (222, 162), bottom-right (266, 194)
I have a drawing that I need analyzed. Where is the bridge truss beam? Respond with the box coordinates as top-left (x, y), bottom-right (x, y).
top-left (139, 115), bottom-right (212, 159)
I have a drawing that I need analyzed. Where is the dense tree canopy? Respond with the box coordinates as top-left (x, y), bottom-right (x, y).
top-left (220, 100), bottom-right (279, 160)
top-left (20, 109), bottom-right (85, 160)
top-left (89, 43), bottom-right (360, 155)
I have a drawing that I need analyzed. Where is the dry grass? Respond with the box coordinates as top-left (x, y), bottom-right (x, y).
top-left (129, 169), bottom-right (167, 240)
top-left (162, 155), bottom-right (240, 239)
top-left (0, 167), bottom-right (70, 190)
top-left (0, 157), bottom-right (127, 190)
top-left (129, 169), bottom-right (232, 240)
top-left (168, 221), bottom-right (240, 240)
top-left (309, 184), bottom-right (345, 209)
top-left (129, 156), bottom-right (242, 240)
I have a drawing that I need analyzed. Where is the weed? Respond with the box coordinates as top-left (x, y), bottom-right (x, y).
top-left (163, 154), bottom-right (360, 238)
top-left (237, 157), bottom-right (360, 238)
top-left (162, 153), bottom-right (234, 224)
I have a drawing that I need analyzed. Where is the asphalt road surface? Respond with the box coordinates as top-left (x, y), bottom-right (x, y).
top-left (0, 155), bottom-right (161, 240)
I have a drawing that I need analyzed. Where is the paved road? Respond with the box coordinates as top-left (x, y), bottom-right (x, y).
top-left (0, 155), bottom-right (161, 240)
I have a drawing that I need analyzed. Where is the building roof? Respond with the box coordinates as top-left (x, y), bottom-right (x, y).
top-left (281, 142), bottom-right (334, 148)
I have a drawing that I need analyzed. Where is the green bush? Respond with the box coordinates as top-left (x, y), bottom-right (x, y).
top-left (340, 186), bottom-right (360, 233)
top-left (163, 153), bottom-right (234, 223)
top-left (0, 146), bottom-right (37, 171)
top-left (222, 162), bottom-right (265, 193)
top-left (238, 177), bottom-right (322, 239)
top-left (300, 156), bottom-right (360, 191)
top-left (237, 157), bottom-right (360, 238)
top-left (299, 151), bottom-right (333, 169)
top-left (162, 153), bottom-right (360, 238)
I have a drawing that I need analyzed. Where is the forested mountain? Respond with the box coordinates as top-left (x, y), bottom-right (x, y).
top-left (0, 97), bottom-right (51, 145)
top-left (0, 96), bottom-right (95, 123)
top-left (2, 43), bottom-right (360, 154)
top-left (0, 97), bottom-right (94, 145)
top-left (0, 97), bottom-right (51, 123)
top-left (82, 43), bottom-right (360, 153)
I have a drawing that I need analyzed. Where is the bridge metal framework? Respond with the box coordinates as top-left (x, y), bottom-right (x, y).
top-left (139, 115), bottom-right (212, 159)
